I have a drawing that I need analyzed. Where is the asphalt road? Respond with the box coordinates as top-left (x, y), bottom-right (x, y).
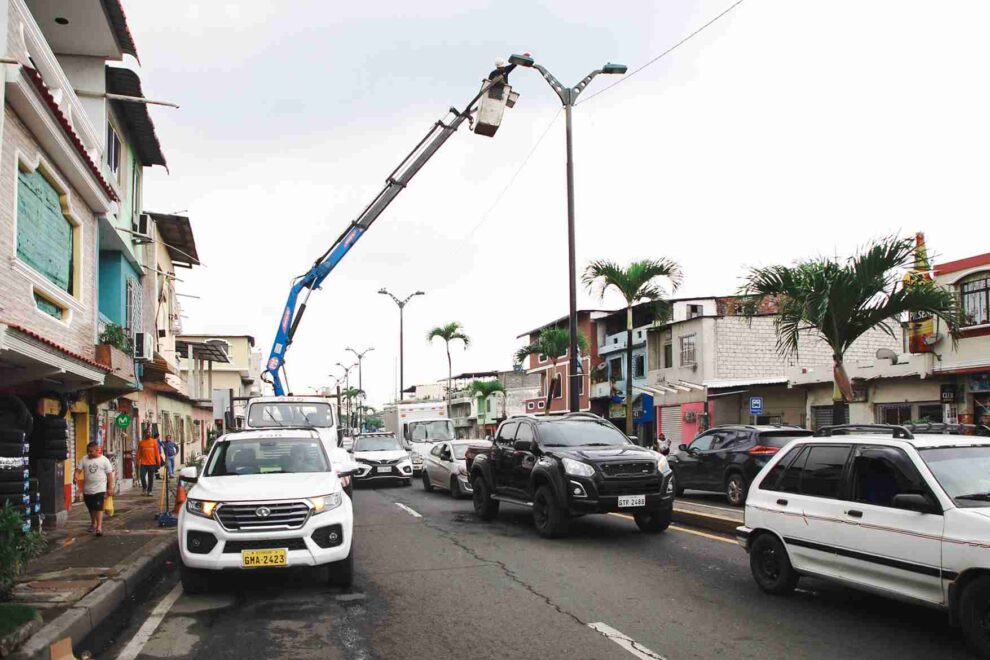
top-left (91, 482), bottom-right (978, 660)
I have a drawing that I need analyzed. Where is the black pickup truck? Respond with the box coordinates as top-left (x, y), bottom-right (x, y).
top-left (470, 413), bottom-right (675, 538)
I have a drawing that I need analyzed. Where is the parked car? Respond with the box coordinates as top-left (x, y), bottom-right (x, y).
top-left (350, 432), bottom-right (413, 486)
top-left (422, 439), bottom-right (491, 498)
top-left (668, 425), bottom-right (813, 506)
top-left (177, 428), bottom-right (355, 593)
top-left (470, 413), bottom-right (675, 538)
top-left (737, 423), bottom-right (990, 656)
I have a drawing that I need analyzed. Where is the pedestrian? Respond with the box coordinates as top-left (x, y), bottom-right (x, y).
top-left (654, 432), bottom-right (670, 456)
top-left (163, 434), bottom-right (178, 477)
top-left (138, 431), bottom-right (160, 496)
top-left (155, 434), bottom-right (165, 480)
top-left (75, 442), bottom-right (113, 536)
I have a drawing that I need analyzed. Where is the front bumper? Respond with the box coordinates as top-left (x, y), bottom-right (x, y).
top-left (566, 470), bottom-right (675, 514)
top-left (353, 462), bottom-right (413, 481)
top-left (178, 498), bottom-right (353, 571)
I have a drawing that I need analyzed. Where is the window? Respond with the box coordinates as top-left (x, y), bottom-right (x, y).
top-left (125, 276), bottom-right (142, 336)
top-left (663, 343), bottom-right (673, 368)
top-left (106, 122), bottom-right (122, 176)
top-left (710, 431), bottom-right (740, 451)
top-left (876, 403), bottom-right (912, 425)
top-left (916, 404), bottom-right (943, 423)
top-left (850, 446), bottom-right (927, 508)
top-left (689, 432), bottom-right (716, 452)
top-left (799, 445), bottom-right (852, 499)
top-left (538, 353), bottom-right (547, 363)
top-left (775, 446), bottom-right (810, 493)
top-left (759, 445), bottom-right (807, 491)
top-left (633, 355), bottom-right (645, 378)
top-left (810, 405), bottom-right (849, 431)
top-left (577, 373), bottom-right (584, 395)
top-left (961, 274), bottom-right (990, 326)
top-left (687, 304), bottom-right (703, 319)
top-left (515, 424), bottom-right (534, 444)
top-left (551, 374), bottom-right (562, 399)
top-left (430, 444), bottom-right (442, 457)
top-left (680, 335), bottom-right (697, 366)
top-left (609, 357), bottom-right (623, 380)
top-left (496, 422), bottom-right (518, 446)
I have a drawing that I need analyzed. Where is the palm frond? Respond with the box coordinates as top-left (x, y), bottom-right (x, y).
top-left (583, 258), bottom-right (682, 305)
top-left (427, 322), bottom-right (470, 347)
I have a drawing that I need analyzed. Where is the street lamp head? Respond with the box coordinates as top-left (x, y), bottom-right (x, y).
top-left (377, 288), bottom-right (388, 295)
top-left (509, 53), bottom-right (535, 68)
top-left (602, 63), bottom-right (628, 75)
top-left (414, 291), bottom-right (425, 297)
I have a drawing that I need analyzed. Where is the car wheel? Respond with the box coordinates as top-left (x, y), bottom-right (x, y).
top-left (749, 533), bottom-right (798, 595)
top-left (532, 485), bottom-right (568, 539)
top-left (326, 547), bottom-right (354, 588)
top-left (671, 473), bottom-right (685, 497)
top-left (634, 508), bottom-right (671, 534)
top-left (421, 470), bottom-right (434, 492)
top-left (180, 563), bottom-right (210, 594)
top-left (726, 473), bottom-right (747, 507)
top-left (472, 475), bottom-right (499, 520)
top-left (960, 576), bottom-right (990, 657)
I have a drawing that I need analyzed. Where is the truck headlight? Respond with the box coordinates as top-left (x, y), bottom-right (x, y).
top-left (308, 492), bottom-right (343, 515)
top-left (562, 458), bottom-right (595, 478)
top-left (186, 499), bottom-right (218, 519)
top-left (411, 453), bottom-right (423, 465)
top-left (656, 455), bottom-right (669, 472)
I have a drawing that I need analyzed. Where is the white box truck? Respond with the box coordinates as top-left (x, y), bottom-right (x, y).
top-left (383, 401), bottom-right (455, 474)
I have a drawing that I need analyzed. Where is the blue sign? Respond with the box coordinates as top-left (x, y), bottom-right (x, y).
top-left (750, 396), bottom-right (764, 415)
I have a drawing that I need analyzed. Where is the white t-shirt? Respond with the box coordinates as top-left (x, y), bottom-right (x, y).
top-left (78, 455), bottom-right (113, 495)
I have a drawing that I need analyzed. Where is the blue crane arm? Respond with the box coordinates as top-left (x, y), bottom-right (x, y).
top-left (263, 64), bottom-right (516, 395)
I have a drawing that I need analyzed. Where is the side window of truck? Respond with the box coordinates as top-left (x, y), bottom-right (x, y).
top-left (496, 422), bottom-right (518, 447)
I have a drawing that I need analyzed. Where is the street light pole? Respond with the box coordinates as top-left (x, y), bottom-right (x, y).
top-left (509, 54), bottom-right (626, 412)
top-left (335, 361), bottom-right (357, 430)
top-left (378, 288), bottom-right (425, 401)
top-left (346, 346), bottom-right (374, 430)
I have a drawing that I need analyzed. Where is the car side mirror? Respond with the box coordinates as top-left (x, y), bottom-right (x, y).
top-left (514, 439), bottom-right (535, 452)
top-left (892, 493), bottom-right (938, 514)
top-left (178, 466), bottom-right (198, 483)
top-left (678, 444), bottom-right (689, 452)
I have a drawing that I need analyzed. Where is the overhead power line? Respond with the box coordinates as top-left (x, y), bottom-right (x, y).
top-left (579, 0), bottom-right (748, 105)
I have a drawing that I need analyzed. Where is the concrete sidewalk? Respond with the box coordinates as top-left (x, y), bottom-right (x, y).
top-left (10, 487), bottom-right (178, 659)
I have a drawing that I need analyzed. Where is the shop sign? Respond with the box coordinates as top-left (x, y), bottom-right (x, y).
top-left (114, 412), bottom-right (132, 429)
top-left (609, 403), bottom-right (625, 419)
top-left (941, 384), bottom-right (958, 403)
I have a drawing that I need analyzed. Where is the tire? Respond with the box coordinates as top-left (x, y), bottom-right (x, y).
top-left (671, 473), bottom-right (685, 498)
top-left (0, 395), bottom-right (32, 436)
top-left (0, 482), bottom-right (28, 495)
top-left (34, 415), bottom-right (68, 432)
top-left (0, 443), bottom-right (28, 458)
top-left (37, 451), bottom-right (68, 461)
top-left (42, 439), bottom-right (67, 452)
top-left (0, 430), bottom-right (26, 444)
top-left (532, 485), bottom-right (568, 539)
top-left (726, 473), bottom-right (748, 507)
top-left (0, 469), bottom-right (28, 483)
top-left (421, 470), bottom-right (434, 492)
top-left (326, 548), bottom-right (353, 588)
top-left (180, 562), bottom-right (210, 594)
top-left (634, 508), bottom-right (672, 534)
top-left (472, 475), bottom-right (499, 521)
top-left (749, 533), bottom-right (799, 595)
top-left (960, 576), bottom-right (990, 657)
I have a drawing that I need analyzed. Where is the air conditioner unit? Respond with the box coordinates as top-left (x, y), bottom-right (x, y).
top-left (134, 332), bottom-right (154, 362)
top-left (683, 411), bottom-right (697, 422)
top-left (132, 214), bottom-right (153, 243)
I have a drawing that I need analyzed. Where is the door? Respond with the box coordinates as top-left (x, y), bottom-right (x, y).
top-left (674, 431), bottom-right (717, 489)
top-left (491, 422), bottom-right (518, 492)
top-left (697, 429), bottom-right (740, 489)
top-left (510, 423), bottom-right (537, 497)
top-left (763, 443), bottom-right (855, 578)
top-left (838, 445), bottom-right (945, 604)
top-left (426, 442), bottom-right (446, 488)
top-left (660, 406), bottom-right (681, 446)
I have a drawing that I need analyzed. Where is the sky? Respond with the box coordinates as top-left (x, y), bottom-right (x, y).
top-left (122, 0), bottom-right (989, 408)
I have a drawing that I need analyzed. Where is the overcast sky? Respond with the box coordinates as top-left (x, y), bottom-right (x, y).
top-left (123, 0), bottom-right (988, 407)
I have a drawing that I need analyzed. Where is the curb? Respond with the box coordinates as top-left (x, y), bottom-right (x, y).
top-left (672, 505), bottom-right (741, 536)
top-left (12, 534), bottom-right (176, 660)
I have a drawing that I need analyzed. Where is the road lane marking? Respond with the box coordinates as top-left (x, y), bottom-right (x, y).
top-left (588, 622), bottom-right (666, 660)
top-left (395, 503), bottom-right (422, 518)
top-left (115, 582), bottom-right (183, 660)
top-left (607, 513), bottom-right (735, 544)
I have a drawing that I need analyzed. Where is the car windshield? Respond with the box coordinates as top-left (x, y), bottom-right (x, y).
top-left (759, 431), bottom-right (814, 448)
top-left (205, 437), bottom-right (329, 476)
top-left (409, 421), bottom-right (454, 442)
top-left (247, 402), bottom-right (333, 428)
top-left (540, 421), bottom-right (632, 448)
top-left (353, 435), bottom-right (402, 452)
top-left (919, 445), bottom-right (990, 507)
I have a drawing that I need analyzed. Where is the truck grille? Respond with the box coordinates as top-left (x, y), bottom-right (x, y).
top-left (215, 501), bottom-right (310, 531)
top-left (598, 479), bottom-right (662, 496)
top-left (223, 538), bottom-right (308, 553)
top-left (357, 457), bottom-right (401, 466)
top-left (599, 461), bottom-right (655, 477)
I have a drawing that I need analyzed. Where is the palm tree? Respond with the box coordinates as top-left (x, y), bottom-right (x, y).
top-left (427, 322), bottom-right (471, 417)
top-left (470, 380), bottom-right (506, 430)
top-left (583, 258), bottom-right (683, 435)
top-left (742, 235), bottom-right (960, 425)
top-left (515, 327), bottom-right (589, 415)
top-left (341, 387), bottom-right (364, 429)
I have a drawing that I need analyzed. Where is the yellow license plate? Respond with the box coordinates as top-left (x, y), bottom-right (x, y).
top-left (241, 548), bottom-right (288, 568)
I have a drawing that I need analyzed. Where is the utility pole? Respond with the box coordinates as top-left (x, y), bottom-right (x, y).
top-left (509, 54), bottom-right (626, 411)
top-left (346, 347), bottom-right (374, 431)
top-left (378, 288), bottom-right (424, 400)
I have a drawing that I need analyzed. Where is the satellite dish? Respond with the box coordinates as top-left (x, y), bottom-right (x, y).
top-left (876, 348), bottom-right (898, 363)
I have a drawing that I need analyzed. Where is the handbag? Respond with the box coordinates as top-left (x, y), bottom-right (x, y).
top-left (104, 494), bottom-right (115, 517)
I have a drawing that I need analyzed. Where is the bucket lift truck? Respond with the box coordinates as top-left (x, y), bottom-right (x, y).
top-left (262, 59), bottom-right (522, 396)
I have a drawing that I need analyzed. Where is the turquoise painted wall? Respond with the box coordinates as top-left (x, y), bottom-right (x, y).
top-left (98, 250), bottom-right (142, 326)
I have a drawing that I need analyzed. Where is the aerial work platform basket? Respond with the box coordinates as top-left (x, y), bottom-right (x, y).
top-left (473, 79), bottom-right (519, 137)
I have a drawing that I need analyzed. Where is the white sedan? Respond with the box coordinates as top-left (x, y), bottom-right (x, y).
top-left (421, 440), bottom-right (491, 498)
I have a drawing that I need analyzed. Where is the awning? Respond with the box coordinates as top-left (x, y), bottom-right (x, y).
top-left (106, 67), bottom-right (166, 168)
top-left (0, 323), bottom-right (106, 393)
top-left (704, 377), bottom-right (788, 389)
top-left (174, 339), bottom-right (230, 364)
top-left (146, 213), bottom-right (200, 267)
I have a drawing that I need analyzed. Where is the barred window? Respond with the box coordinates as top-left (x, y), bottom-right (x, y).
top-left (961, 274), bottom-right (989, 327)
top-left (680, 335), bottom-right (697, 366)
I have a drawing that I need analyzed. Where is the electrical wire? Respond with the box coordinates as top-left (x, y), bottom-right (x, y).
top-left (579, 0), bottom-right (748, 106)
top-left (466, 107), bottom-right (563, 239)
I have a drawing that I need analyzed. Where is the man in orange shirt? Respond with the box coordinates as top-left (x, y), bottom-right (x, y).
top-left (138, 431), bottom-right (162, 496)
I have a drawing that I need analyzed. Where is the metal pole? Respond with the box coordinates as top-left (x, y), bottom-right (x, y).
top-left (565, 98), bottom-right (580, 413)
top-left (399, 304), bottom-right (405, 401)
top-left (357, 358), bottom-right (363, 431)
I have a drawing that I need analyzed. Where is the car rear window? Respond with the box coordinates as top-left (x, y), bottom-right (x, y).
top-left (759, 431), bottom-right (813, 448)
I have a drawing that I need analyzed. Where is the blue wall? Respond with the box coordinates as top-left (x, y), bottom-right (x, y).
top-left (98, 251), bottom-right (141, 326)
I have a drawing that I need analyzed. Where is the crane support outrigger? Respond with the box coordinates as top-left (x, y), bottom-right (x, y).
top-left (263, 58), bottom-right (522, 396)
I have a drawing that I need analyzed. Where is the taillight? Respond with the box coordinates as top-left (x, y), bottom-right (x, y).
top-left (748, 445), bottom-right (779, 456)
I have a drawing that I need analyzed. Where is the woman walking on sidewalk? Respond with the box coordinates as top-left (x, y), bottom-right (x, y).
top-left (76, 442), bottom-right (113, 536)
top-left (138, 432), bottom-right (161, 496)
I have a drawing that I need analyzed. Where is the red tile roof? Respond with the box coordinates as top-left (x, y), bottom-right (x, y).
top-left (21, 66), bottom-right (119, 202)
top-left (2, 322), bottom-right (109, 371)
top-left (935, 252), bottom-right (990, 276)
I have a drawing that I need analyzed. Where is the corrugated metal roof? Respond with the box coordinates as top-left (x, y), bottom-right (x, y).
top-left (147, 213), bottom-right (200, 267)
top-left (703, 376), bottom-right (789, 389)
top-left (101, 0), bottom-right (138, 59)
top-left (106, 67), bottom-right (166, 168)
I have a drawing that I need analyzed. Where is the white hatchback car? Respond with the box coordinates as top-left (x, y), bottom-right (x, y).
top-left (737, 424), bottom-right (990, 655)
top-left (421, 439), bottom-right (491, 498)
top-left (178, 429), bottom-right (355, 593)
